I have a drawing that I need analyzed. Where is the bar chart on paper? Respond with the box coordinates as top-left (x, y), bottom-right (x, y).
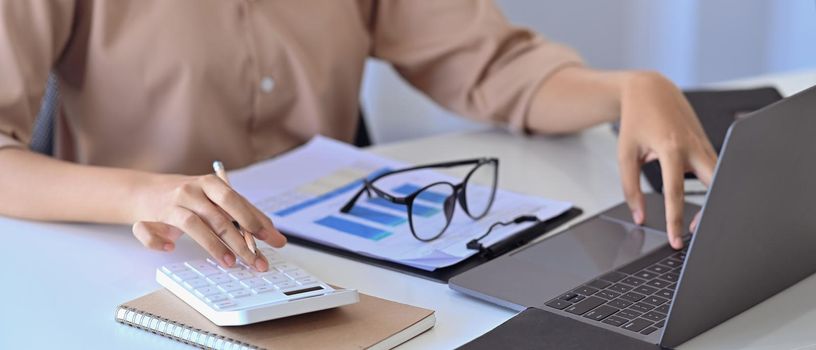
top-left (231, 136), bottom-right (573, 270)
top-left (255, 164), bottom-right (451, 242)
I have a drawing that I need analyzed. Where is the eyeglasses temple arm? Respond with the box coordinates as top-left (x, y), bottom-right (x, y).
top-left (370, 158), bottom-right (491, 182)
top-left (340, 182), bottom-right (369, 213)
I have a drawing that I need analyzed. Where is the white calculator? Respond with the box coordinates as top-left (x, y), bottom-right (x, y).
top-left (156, 247), bottom-right (359, 326)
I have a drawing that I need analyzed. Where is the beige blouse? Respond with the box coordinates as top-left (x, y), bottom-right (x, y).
top-left (0, 0), bottom-right (582, 175)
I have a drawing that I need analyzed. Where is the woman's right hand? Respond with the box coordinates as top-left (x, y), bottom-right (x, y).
top-left (130, 174), bottom-right (287, 272)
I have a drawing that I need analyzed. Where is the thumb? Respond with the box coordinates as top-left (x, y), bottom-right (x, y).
top-left (132, 221), bottom-right (184, 252)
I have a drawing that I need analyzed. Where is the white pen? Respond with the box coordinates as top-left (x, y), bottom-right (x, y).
top-left (213, 161), bottom-right (258, 255)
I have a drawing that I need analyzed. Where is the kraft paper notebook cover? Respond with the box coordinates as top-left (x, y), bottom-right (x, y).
top-left (115, 289), bottom-right (435, 350)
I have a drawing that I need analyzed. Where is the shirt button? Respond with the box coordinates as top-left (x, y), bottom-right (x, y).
top-left (259, 76), bottom-right (275, 93)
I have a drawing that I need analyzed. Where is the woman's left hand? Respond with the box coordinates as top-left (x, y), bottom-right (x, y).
top-left (616, 72), bottom-right (718, 249)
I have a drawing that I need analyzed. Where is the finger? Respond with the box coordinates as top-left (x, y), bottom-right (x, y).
top-left (618, 142), bottom-right (646, 225)
top-left (245, 203), bottom-right (287, 248)
top-left (200, 175), bottom-right (266, 236)
top-left (690, 210), bottom-right (702, 233)
top-left (690, 148), bottom-right (718, 187)
top-left (187, 199), bottom-right (267, 272)
top-left (659, 152), bottom-right (686, 250)
top-left (133, 221), bottom-right (178, 252)
top-left (165, 206), bottom-right (235, 267)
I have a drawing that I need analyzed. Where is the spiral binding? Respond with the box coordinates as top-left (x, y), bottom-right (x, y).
top-left (115, 306), bottom-right (261, 350)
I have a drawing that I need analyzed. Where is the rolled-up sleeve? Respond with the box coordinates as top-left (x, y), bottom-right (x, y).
top-left (0, 0), bottom-right (74, 150)
top-left (370, 0), bottom-right (583, 132)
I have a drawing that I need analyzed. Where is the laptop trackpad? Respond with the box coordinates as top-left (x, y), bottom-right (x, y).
top-left (512, 217), bottom-right (667, 296)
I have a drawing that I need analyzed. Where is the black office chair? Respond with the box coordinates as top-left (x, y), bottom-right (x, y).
top-left (30, 74), bottom-right (372, 156)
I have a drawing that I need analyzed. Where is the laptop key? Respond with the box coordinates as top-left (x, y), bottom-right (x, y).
top-left (565, 296), bottom-right (606, 315)
top-left (660, 272), bottom-right (680, 283)
top-left (642, 295), bottom-right (669, 306)
top-left (655, 320), bottom-right (666, 328)
top-left (559, 293), bottom-right (579, 301)
top-left (621, 276), bottom-right (646, 286)
top-left (609, 284), bottom-right (633, 294)
top-left (583, 305), bottom-right (619, 321)
top-left (634, 271), bottom-right (659, 280)
top-left (602, 315), bottom-right (629, 327)
top-left (629, 302), bottom-right (654, 313)
top-left (646, 279), bottom-right (670, 289)
top-left (587, 279), bottom-right (612, 289)
top-left (619, 292), bottom-right (646, 303)
top-left (617, 309), bottom-right (643, 319)
top-left (640, 326), bottom-right (659, 335)
top-left (596, 290), bottom-right (620, 300)
top-left (642, 311), bottom-right (667, 322)
top-left (572, 286), bottom-right (599, 296)
top-left (655, 304), bottom-right (670, 314)
top-left (600, 271), bottom-right (627, 283)
top-left (666, 283), bottom-right (677, 291)
top-left (646, 264), bottom-right (671, 274)
top-left (556, 293), bottom-right (584, 303)
top-left (546, 299), bottom-right (572, 310)
top-left (661, 259), bottom-right (681, 268)
top-left (622, 318), bottom-right (653, 332)
top-left (657, 289), bottom-right (674, 299)
top-left (607, 298), bottom-right (633, 309)
top-left (634, 285), bottom-right (658, 295)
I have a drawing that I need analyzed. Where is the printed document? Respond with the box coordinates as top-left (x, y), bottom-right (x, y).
top-left (230, 136), bottom-right (572, 271)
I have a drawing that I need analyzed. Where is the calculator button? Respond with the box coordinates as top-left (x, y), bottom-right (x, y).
top-left (285, 270), bottom-right (310, 280)
top-left (188, 262), bottom-right (221, 276)
top-left (205, 294), bottom-right (228, 303)
top-left (173, 270), bottom-right (200, 281)
top-left (229, 271), bottom-right (254, 280)
top-left (186, 260), bottom-right (210, 269)
top-left (274, 263), bottom-right (298, 272)
top-left (261, 273), bottom-right (288, 284)
top-left (162, 263), bottom-right (189, 273)
top-left (229, 290), bottom-right (252, 299)
top-left (297, 277), bottom-right (319, 285)
top-left (207, 274), bottom-right (233, 285)
top-left (275, 281), bottom-right (298, 289)
top-left (217, 265), bottom-right (244, 273)
top-left (213, 300), bottom-right (237, 310)
top-left (261, 251), bottom-right (282, 263)
top-left (218, 282), bottom-right (243, 293)
top-left (252, 285), bottom-right (276, 294)
top-left (183, 278), bottom-right (210, 289)
top-left (241, 278), bottom-right (269, 289)
top-left (186, 260), bottom-right (219, 274)
top-left (194, 286), bottom-right (221, 297)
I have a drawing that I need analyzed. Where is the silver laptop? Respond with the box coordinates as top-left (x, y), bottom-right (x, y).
top-left (450, 84), bottom-right (816, 348)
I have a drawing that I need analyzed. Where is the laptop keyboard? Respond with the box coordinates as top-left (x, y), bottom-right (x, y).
top-left (545, 248), bottom-right (687, 336)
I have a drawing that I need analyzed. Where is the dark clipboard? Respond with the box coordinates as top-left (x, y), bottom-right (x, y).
top-left (284, 206), bottom-right (583, 284)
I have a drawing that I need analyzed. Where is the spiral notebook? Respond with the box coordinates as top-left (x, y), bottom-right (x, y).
top-left (115, 289), bottom-right (435, 350)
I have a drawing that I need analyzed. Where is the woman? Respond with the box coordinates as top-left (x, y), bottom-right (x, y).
top-left (0, 1), bottom-right (715, 272)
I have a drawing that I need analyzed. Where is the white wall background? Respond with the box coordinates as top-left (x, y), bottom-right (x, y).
top-left (360, 0), bottom-right (816, 144)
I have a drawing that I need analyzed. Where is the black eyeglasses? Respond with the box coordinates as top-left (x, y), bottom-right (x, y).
top-left (340, 158), bottom-right (499, 242)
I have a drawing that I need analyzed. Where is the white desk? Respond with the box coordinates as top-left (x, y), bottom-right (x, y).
top-left (1, 69), bottom-right (815, 349)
